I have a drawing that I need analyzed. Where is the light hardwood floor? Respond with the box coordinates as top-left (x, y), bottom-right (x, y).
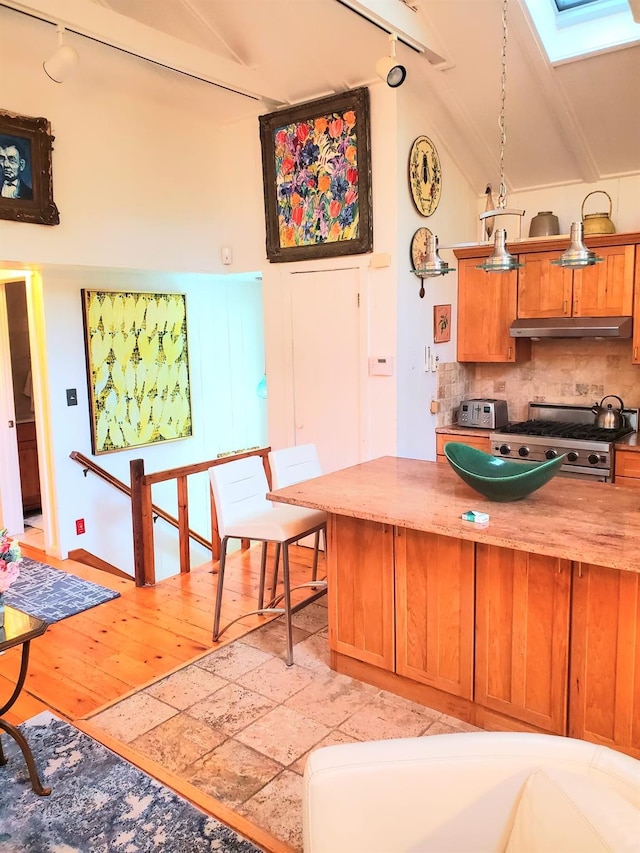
top-left (2, 541), bottom-right (326, 726)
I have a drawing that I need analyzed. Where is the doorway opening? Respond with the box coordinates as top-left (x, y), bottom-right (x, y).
top-left (5, 279), bottom-right (44, 549)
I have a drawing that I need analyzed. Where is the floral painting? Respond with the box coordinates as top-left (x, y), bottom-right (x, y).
top-left (259, 88), bottom-right (372, 262)
top-left (81, 290), bottom-right (192, 454)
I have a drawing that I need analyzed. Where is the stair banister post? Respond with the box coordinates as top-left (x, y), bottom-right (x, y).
top-left (130, 458), bottom-right (155, 586)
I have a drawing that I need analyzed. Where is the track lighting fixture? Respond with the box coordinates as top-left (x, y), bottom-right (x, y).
top-left (376, 34), bottom-right (406, 88)
top-left (43, 25), bottom-right (79, 83)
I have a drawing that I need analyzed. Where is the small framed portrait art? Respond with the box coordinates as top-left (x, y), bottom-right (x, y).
top-left (434, 304), bottom-right (451, 344)
top-left (0, 111), bottom-right (59, 226)
top-left (259, 87), bottom-right (373, 262)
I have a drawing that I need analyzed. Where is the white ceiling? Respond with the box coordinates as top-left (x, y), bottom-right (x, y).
top-left (12, 0), bottom-right (640, 195)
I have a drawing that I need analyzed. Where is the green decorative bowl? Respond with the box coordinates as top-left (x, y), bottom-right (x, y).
top-left (443, 442), bottom-right (567, 502)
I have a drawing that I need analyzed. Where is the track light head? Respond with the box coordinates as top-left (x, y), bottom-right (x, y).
top-left (43, 26), bottom-right (79, 83)
top-left (376, 33), bottom-right (406, 88)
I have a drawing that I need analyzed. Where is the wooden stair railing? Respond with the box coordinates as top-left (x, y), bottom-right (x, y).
top-left (130, 447), bottom-right (272, 587)
top-left (70, 450), bottom-right (214, 584)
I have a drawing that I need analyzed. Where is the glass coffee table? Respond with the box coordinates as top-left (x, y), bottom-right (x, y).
top-left (0, 603), bottom-right (50, 795)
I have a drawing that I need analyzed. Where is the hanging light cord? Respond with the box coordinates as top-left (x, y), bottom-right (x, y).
top-left (497, 0), bottom-right (508, 211)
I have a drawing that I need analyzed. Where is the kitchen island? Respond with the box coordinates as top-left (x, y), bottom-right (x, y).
top-left (270, 456), bottom-right (640, 758)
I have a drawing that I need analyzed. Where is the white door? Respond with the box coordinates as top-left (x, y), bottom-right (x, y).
top-left (290, 267), bottom-right (362, 474)
top-left (0, 283), bottom-right (24, 535)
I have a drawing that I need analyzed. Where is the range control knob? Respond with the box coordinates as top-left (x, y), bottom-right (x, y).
top-left (588, 453), bottom-right (600, 465)
top-left (499, 444), bottom-right (511, 456)
top-left (545, 449), bottom-right (558, 460)
top-left (518, 446), bottom-right (530, 457)
top-left (567, 451), bottom-right (578, 463)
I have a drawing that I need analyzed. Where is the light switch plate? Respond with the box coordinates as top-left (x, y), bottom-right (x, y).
top-left (66, 388), bottom-right (78, 406)
top-left (368, 356), bottom-right (394, 376)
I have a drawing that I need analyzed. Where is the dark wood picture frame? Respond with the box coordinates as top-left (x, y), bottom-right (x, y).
top-left (259, 87), bottom-right (373, 263)
top-left (0, 110), bottom-right (59, 226)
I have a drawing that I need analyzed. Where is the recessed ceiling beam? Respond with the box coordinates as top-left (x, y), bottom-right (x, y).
top-left (336, 0), bottom-right (446, 64)
top-left (0, 0), bottom-right (288, 103)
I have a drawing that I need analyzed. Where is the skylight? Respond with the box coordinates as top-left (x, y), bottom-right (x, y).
top-left (522, 0), bottom-right (640, 63)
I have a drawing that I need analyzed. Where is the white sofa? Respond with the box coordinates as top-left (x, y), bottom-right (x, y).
top-left (303, 732), bottom-right (640, 852)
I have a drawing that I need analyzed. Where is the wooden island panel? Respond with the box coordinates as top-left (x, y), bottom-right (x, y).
top-left (327, 515), bottom-right (395, 671)
top-left (474, 545), bottom-right (571, 734)
top-left (570, 564), bottom-right (640, 759)
top-left (395, 530), bottom-right (474, 699)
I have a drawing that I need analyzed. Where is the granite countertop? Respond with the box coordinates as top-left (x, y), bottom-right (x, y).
top-left (435, 424), bottom-right (494, 438)
top-left (615, 433), bottom-right (640, 451)
top-left (269, 456), bottom-right (640, 574)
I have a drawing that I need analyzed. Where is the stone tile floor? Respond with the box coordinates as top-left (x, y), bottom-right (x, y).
top-left (89, 598), bottom-right (481, 850)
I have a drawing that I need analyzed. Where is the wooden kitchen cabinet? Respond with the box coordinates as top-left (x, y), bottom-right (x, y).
top-left (436, 432), bottom-right (491, 460)
top-left (456, 257), bottom-right (530, 363)
top-left (614, 448), bottom-right (640, 485)
top-left (327, 515), bottom-right (395, 671)
top-left (632, 247), bottom-right (640, 364)
top-left (17, 420), bottom-right (41, 512)
top-left (475, 544), bottom-right (571, 734)
top-left (395, 529), bottom-right (475, 698)
top-left (570, 563), bottom-right (640, 759)
top-left (517, 251), bottom-right (573, 318)
top-left (518, 244), bottom-right (634, 319)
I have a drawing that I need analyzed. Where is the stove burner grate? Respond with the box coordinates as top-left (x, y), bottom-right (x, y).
top-left (499, 419), bottom-right (633, 443)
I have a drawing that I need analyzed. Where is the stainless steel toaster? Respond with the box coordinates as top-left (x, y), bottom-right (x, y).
top-left (457, 399), bottom-right (509, 429)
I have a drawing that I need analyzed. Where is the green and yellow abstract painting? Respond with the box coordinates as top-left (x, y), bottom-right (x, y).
top-left (81, 290), bottom-right (192, 454)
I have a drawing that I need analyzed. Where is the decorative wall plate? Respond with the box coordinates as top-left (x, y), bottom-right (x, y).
top-left (408, 135), bottom-right (441, 217)
top-left (410, 225), bottom-right (433, 272)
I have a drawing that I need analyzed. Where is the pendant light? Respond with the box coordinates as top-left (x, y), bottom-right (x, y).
top-left (551, 221), bottom-right (602, 269)
top-left (476, 0), bottom-right (524, 273)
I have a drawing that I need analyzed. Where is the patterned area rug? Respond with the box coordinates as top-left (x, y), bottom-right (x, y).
top-left (3, 557), bottom-right (120, 622)
top-left (0, 712), bottom-right (261, 853)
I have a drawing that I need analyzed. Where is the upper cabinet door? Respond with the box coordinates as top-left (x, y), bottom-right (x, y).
top-left (572, 244), bottom-right (635, 317)
top-left (633, 248), bottom-right (640, 364)
top-left (517, 252), bottom-right (573, 318)
top-left (457, 259), bottom-right (526, 362)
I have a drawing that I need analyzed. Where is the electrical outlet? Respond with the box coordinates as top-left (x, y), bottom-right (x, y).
top-left (75, 518), bottom-right (85, 535)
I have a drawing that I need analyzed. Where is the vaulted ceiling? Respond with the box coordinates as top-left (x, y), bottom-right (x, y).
top-left (9, 0), bottom-right (640, 196)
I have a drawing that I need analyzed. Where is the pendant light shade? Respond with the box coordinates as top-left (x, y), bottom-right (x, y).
top-left (477, 0), bottom-right (524, 270)
top-left (418, 235), bottom-right (454, 277)
top-left (476, 229), bottom-right (522, 272)
top-left (551, 221), bottom-right (602, 269)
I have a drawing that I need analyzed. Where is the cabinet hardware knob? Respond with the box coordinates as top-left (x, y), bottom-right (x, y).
top-left (562, 300), bottom-right (568, 314)
top-left (635, 346), bottom-right (638, 360)
top-left (507, 346), bottom-right (512, 359)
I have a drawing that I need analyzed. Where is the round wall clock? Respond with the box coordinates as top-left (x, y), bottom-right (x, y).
top-left (410, 225), bottom-right (433, 272)
top-left (409, 135), bottom-right (442, 216)
top-left (410, 226), bottom-right (433, 298)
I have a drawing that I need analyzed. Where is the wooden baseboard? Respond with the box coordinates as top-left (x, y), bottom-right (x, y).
top-left (332, 652), bottom-right (556, 735)
top-left (68, 548), bottom-right (133, 580)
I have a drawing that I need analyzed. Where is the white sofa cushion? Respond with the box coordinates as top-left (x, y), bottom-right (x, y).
top-left (506, 767), bottom-right (640, 852)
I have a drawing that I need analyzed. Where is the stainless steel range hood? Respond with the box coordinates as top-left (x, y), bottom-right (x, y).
top-left (509, 316), bottom-right (633, 339)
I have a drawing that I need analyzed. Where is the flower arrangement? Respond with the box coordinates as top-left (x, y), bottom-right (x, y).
top-left (0, 528), bottom-right (22, 594)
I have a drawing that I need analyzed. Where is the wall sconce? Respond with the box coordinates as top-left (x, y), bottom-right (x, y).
top-left (376, 34), bottom-right (406, 88)
top-left (43, 25), bottom-right (79, 83)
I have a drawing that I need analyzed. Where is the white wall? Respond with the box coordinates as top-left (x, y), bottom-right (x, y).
top-left (37, 267), bottom-right (265, 578)
top-left (476, 176), bottom-right (640, 240)
top-left (0, 7), bottom-right (266, 275)
top-left (0, 7), bottom-right (269, 577)
top-left (396, 87), bottom-right (478, 461)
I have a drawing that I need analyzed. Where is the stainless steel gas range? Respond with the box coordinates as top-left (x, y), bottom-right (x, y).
top-left (490, 402), bottom-right (639, 482)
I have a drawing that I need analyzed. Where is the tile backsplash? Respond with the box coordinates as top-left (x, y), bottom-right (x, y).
top-left (437, 339), bottom-right (640, 426)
